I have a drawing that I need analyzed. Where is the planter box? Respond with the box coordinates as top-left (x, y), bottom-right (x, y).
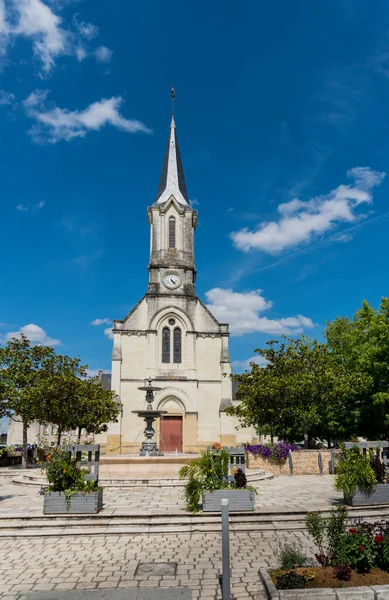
top-left (43, 489), bottom-right (103, 514)
top-left (345, 484), bottom-right (389, 506)
top-left (259, 567), bottom-right (389, 599)
top-left (202, 489), bottom-right (255, 512)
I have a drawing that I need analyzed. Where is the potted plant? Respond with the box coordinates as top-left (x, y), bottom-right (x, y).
top-left (40, 448), bottom-right (103, 514)
top-left (179, 442), bottom-right (255, 513)
top-left (335, 446), bottom-right (389, 506)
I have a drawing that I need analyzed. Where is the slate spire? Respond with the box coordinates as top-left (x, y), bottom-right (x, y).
top-left (155, 114), bottom-right (190, 206)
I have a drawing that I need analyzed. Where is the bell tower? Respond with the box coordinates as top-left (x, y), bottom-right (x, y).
top-left (147, 115), bottom-right (198, 296)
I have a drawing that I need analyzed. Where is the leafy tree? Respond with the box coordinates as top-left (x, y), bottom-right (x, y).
top-left (33, 354), bottom-right (88, 446)
top-left (227, 336), bottom-right (369, 447)
top-left (325, 297), bottom-right (389, 439)
top-left (69, 376), bottom-right (119, 443)
top-left (0, 335), bottom-right (56, 467)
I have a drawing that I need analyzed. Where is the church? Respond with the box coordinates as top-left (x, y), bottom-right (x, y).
top-left (97, 115), bottom-right (255, 454)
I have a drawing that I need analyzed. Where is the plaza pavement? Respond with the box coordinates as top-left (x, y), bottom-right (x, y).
top-left (0, 475), bottom-right (347, 599)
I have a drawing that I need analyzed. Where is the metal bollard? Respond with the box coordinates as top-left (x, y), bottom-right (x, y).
top-left (288, 449), bottom-right (293, 476)
top-left (318, 450), bottom-right (323, 476)
top-left (221, 499), bottom-right (231, 600)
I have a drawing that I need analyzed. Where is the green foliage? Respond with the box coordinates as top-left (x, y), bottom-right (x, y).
top-left (42, 449), bottom-right (87, 492)
top-left (325, 297), bottom-right (389, 439)
top-left (276, 571), bottom-right (306, 590)
top-left (370, 454), bottom-right (387, 484)
top-left (41, 448), bottom-right (100, 510)
top-left (178, 447), bottom-right (230, 512)
top-left (375, 535), bottom-right (389, 571)
top-left (340, 531), bottom-right (374, 572)
top-left (276, 541), bottom-right (308, 570)
top-left (305, 506), bottom-right (349, 566)
top-left (335, 447), bottom-right (377, 499)
top-left (227, 335), bottom-right (369, 447)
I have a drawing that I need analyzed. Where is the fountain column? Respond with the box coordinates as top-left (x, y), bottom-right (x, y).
top-left (132, 377), bottom-right (167, 456)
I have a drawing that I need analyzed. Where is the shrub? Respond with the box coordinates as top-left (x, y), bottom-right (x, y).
top-left (370, 455), bottom-right (387, 484)
top-left (276, 541), bottom-right (308, 570)
top-left (276, 571), bottom-right (306, 590)
top-left (335, 446), bottom-right (377, 499)
top-left (305, 506), bottom-right (349, 566)
top-left (333, 563), bottom-right (352, 581)
top-left (340, 530), bottom-right (374, 572)
top-left (234, 468), bottom-right (247, 488)
top-left (179, 447), bottom-right (229, 512)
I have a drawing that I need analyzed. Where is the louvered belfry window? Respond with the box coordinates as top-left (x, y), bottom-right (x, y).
top-left (173, 327), bottom-right (182, 364)
top-left (169, 217), bottom-right (176, 248)
top-left (162, 327), bottom-right (170, 363)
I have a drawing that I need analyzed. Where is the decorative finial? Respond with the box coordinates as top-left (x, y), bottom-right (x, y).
top-left (171, 86), bottom-right (176, 115)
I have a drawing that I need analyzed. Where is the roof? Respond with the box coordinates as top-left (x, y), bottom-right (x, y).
top-left (155, 116), bottom-right (190, 206)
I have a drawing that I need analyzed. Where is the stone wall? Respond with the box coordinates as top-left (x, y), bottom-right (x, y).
top-left (246, 449), bottom-right (332, 475)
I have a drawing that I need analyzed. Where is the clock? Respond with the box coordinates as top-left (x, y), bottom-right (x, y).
top-left (163, 271), bottom-right (181, 289)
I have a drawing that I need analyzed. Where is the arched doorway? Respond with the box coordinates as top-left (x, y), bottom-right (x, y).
top-left (158, 397), bottom-right (184, 453)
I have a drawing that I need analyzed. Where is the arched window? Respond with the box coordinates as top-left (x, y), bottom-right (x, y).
top-left (169, 217), bottom-right (176, 248)
top-left (162, 327), bottom-right (170, 363)
top-left (173, 327), bottom-right (181, 364)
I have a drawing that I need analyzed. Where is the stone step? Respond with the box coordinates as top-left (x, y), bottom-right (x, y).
top-left (0, 505), bottom-right (389, 538)
top-left (11, 469), bottom-right (273, 488)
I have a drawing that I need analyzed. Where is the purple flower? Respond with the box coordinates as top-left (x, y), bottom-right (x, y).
top-left (247, 442), bottom-right (299, 463)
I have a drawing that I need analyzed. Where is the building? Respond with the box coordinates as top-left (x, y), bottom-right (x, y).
top-left (98, 115), bottom-right (255, 454)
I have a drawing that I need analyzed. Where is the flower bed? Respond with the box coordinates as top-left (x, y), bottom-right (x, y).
top-left (270, 566), bottom-right (389, 588)
top-left (247, 442), bottom-right (300, 463)
top-left (262, 506), bottom-right (389, 596)
top-left (246, 443), bottom-right (331, 474)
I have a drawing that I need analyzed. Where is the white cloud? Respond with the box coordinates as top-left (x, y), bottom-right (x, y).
top-left (13, 0), bottom-right (67, 73)
top-left (24, 92), bottom-right (152, 143)
top-left (91, 317), bottom-right (111, 326)
top-left (0, 1), bottom-right (111, 73)
top-left (231, 167), bottom-right (386, 254)
top-left (4, 323), bottom-right (61, 346)
top-left (23, 88), bottom-right (49, 107)
top-left (72, 14), bottom-right (98, 40)
top-left (91, 317), bottom-right (113, 339)
top-left (231, 355), bottom-right (269, 370)
top-left (205, 287), bottom-right (314, 336)
top-left (104, 326), bottom-right (113, 340)
top-left (0, 89), bottom-right (14, 104)
top-left (95, 45), bottom-right (112, 63)
top-left (16, 200), bottom-right (45, 211)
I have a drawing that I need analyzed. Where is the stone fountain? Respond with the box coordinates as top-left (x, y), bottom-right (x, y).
top-left (132, 377), bottom-right (167, 456)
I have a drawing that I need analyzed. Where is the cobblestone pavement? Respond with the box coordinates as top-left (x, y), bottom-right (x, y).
top-left (0, 474), bottom-right (341, 515)
top-left (0, 476), bottom-right (338, 599)
top-left (0, 529), bottom-right (317, 600)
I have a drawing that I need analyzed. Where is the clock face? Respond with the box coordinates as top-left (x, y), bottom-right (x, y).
top-left (163, 272), bottom-right (181, 289)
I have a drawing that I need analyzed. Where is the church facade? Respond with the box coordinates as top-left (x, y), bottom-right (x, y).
top-left (98, 116), bottom-right (255, 454)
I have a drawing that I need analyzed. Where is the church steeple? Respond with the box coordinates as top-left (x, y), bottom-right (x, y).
top-left (154, 115), bottom-right (190, 206)
top-left (147, 107), bottom-right (197, 297)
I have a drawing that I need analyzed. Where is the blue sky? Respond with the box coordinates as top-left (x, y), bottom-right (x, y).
top-left (0, 0), bottom-right (389, 397)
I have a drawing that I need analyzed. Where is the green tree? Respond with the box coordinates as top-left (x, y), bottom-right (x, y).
top-left (0, 335), bottom-right (56, 467)
top-left (227, 336), bottom-right (369, 447)
top-left (33, 354), bottom-right (88, 446)
top-left (70, 376), bottom-right (119, 443)
top-left (325, 297), bottom-right (389, 439)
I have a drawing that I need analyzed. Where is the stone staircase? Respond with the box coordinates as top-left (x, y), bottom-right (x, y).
top-left (1, 504), bottom-right (389, 537)
top-left (11, 468), bottom-right (273, 488)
